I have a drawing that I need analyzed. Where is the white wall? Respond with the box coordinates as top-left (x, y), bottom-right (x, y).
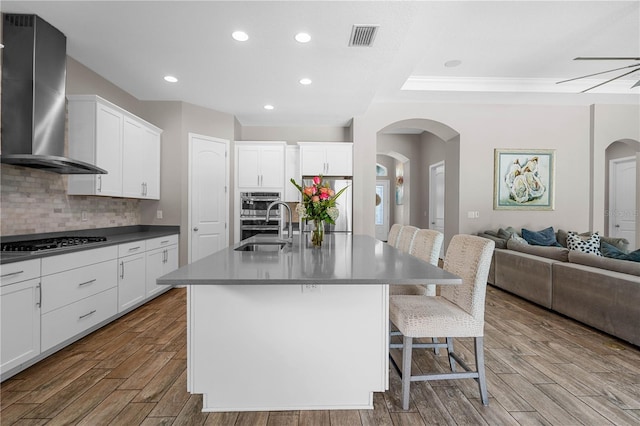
top-left (354, 103), bottom-right (594, 240)
top-left (591, 104), bottom-right (640, 243)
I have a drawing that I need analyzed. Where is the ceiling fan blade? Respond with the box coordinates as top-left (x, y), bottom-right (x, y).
top-left (574, 57), bottom-right (640, 61)
top-left (557, 63), bottom-right (640, 84)
top-left (581, 67), bottom-right (640, 93)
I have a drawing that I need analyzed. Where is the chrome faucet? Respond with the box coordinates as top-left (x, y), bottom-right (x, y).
top-left (266, 201), bottom-right (293, 243)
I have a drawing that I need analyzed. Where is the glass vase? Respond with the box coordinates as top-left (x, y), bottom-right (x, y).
top-left (312, 219), bottom-right (324, 247)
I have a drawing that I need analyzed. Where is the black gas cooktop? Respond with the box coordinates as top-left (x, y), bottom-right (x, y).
top-left (1, 236), bottom-right (107, 252)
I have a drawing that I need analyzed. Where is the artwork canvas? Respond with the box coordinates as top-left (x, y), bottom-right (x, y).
top-left (494, 149), bottom-right (555, 210)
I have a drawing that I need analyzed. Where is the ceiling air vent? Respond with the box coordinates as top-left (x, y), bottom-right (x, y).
top-left (349, 25), bottom-right (379, 47)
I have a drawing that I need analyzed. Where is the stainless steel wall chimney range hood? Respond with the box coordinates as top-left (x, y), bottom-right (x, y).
top-left (1, 14), bottom-right (106, 174)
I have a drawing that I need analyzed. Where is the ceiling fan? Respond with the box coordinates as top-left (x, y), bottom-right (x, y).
top-left (557, 57), bottom-right (640, 93)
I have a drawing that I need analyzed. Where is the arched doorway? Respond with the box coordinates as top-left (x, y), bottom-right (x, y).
top-left (605, 139), bottom-right (640, 250)
top-left (375, 119), bottom-right (460, 252)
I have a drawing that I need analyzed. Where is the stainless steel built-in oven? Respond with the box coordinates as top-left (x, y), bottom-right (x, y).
top-left (239, 192), bottom-right (281, 241)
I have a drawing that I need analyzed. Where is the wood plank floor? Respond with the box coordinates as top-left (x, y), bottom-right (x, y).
top-left (2, 285), bottom-right (639, 425)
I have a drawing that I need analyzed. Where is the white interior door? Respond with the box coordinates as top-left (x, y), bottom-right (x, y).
top-left (429, 161), bottom-right (445, 258)
top-left (609, 156), bottom-right (636, 250)
top-left (375, 180), bottom-right (390, 241)
top-left (189, 134), bottom-right (229, 263)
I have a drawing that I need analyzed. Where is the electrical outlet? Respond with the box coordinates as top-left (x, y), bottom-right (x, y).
top-left (157, 210), bottom-right (163, 219)
top-left (302, 284), bottom-right (321, 293)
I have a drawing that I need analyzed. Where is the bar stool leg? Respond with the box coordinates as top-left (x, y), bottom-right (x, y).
top-left (402, 335), bottom-right (413, 410)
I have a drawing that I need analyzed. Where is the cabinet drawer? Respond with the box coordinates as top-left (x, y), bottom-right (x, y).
top-left (42, 246), bottom-right (118, 276)
top-left (118, 241), bottom-right (146, 257)
top-left (41, 260), bottom-right (118, 314)
top-left (41, 287), bottom-right (118, 352)
top-left (146, 235), bottom-right (178, 251)
top-left (1, 259), bottom-right (40, 286)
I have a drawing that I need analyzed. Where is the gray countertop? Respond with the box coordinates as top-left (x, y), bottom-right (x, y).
top-left (1, 225), bottom-right (180, 264)
top-left (157, 233), bottom-right (461, 285)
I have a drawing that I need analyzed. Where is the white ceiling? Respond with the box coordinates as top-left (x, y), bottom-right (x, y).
top-left (2, 1), bottom-right (639, 127)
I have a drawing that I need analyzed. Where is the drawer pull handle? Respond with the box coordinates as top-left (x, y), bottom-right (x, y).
top-left (79, 310), bottom-right (97, 320)
top-left (1, 270), bottom-right (24, 278)
top-left (78, 279), bottom-right (97, 287)
top-left (128, 246), bottom-right (141, 252)
top-left (160, 240), bottom-right (170, 244)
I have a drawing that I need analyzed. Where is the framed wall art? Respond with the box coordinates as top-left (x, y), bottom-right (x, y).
top-left (494, 149), bottom-right (555, 210)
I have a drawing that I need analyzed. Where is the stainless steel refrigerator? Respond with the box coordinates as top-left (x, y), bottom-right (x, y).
top-left (302, 176), bottom-right (352, 233)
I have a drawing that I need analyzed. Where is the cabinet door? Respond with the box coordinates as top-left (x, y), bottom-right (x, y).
top-left (260, 146), bottom-right (285, 188)
top-left (1, 278), bottom-right (40, 374)
top-left (146, 245), bottom-right (178, 298)
top-left (146, 248), bottom-right (165, 299)
top-left (300, 145), bottom-right (328, 176)
top-left (95, 103), bottom-right (123, 196)
top-left (118, 253), bottom-right (146, 312)
top-left (142, 128), bottom-right (161, 200)
top-left (325, 144), bottom-right (353, 176)
top-left (237, 146), bottom-right (260, 188)
top-left (122, 117), bottom-right (146, 198)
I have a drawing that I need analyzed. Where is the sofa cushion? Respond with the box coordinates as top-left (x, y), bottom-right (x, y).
top-left (477, 233), bottom-right (507, 249)
top-left (599, 237), bottom-right (630, 254)
top-left (601, 242), bottom-right (640, 262)
top-left (522, 227), bottom-right (561, 247)
top-left (507, 239), bottom-right (569, 262)
top-left (493, 249), bottom-right (554, 308)
top-left (552, 262), bottom-right (640, 347)
top-left (568, 250), bottom-right (640, 276)
top-left (567, 231), bottom-right (602, 256)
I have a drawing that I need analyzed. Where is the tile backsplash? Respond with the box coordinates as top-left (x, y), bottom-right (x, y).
top-left (1, 165), bottom-right (139, 236)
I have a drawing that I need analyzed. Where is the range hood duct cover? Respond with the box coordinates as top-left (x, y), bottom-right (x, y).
top-left (0, 14), bottom-right (106, 174)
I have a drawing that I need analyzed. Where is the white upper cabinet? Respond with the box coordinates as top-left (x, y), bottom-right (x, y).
top-left (68, 99), bottom-right (123, 197)
top-left (122, 117), bottom-right (161, 199)
top-left (299, 142), bottom-right (353, 176)
top-left (236, 142), bottom-right (286, 189)
top-left (68, 95), bottom-right (162, 200)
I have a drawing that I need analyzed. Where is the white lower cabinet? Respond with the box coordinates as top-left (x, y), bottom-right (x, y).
top-left (40, 247), bottom-right (118, 353)
top-left (41, 288), bottom-right (118, 352)
top-left (146, 235), bottom-right (179, 298)
top-left (118, 241), bottom-right (147, 312)
top-left (1, 277), bottom-right (41, 375)
top-left (1, 233), bottom-right (179, 379)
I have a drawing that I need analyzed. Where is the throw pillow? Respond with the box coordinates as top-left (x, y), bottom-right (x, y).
top-left (601, 241), bottom-right (640, 262)
top-left (509, 233), bottom-right (529, 245)
top-left (521, 227), bottom-right (561, 247)
top-left (567, 231), bottom-right (602, 256)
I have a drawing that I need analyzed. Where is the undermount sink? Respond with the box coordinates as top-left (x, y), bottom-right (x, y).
top-left (235, 242), bottom-right (286, 252)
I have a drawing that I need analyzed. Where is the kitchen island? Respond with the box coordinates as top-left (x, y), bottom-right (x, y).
top-left (157, 233), bottom-right (461, 412)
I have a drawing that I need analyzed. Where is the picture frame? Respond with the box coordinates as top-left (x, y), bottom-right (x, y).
top-left (494, 149), bottom-right (555, 210)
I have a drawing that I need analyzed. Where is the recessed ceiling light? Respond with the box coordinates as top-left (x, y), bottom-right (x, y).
top-left (164, 75), bottom-right (178, 83)
top-left (264, 104), bottom-right (274, 110)
top-left (295, 32), bottom-right (311, 43)
top-left (444, 59), bottom-right (462, 68)
top-left (299, 78), bottom-right (312, 85)
top-left (232, 31), bottom-right (249, 42)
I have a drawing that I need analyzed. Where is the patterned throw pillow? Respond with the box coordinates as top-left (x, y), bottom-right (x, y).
top-left (567, 231), bottom-right (602, 256)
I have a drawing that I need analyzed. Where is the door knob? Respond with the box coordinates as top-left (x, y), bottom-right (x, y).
top-left (615, 224), bottom-right (620, 228)
top-left (193, 227), bottom-right (199, 231)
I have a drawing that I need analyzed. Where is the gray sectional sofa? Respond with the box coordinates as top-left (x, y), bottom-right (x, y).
top-left (480, 229), bottom-right (640, 347)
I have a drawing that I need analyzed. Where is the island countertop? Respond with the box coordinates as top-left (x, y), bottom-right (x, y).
top-left (157, 233), bottom-right (461, 285)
